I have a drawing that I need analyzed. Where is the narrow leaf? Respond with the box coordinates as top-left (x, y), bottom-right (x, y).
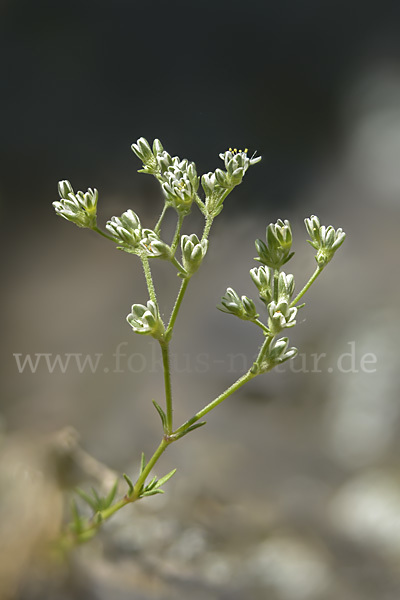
top-left (140, 452), bottom-right (146, 475)
top-left (91, 487), bottom-right (101, 505)
top-left (104, 479), bottom-right (118, 508)
top-left (75, 488), bottom-right (98, 512)
top-left (145, 475), bottom-right (158, 491)
top-left (123, 473), bottom-right (134, 495)
top-left (176, 421), bottom-right (207, 439)
top-left (153, 468), bottom-right (177, 489)
top-left (152, 399), bottom-right (167, 430)
top-left (140, 489), bottom-right (164, 497)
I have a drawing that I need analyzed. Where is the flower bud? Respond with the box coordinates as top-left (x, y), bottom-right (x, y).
top-left (250, 265), bottom-right (273, 304)
top-left (58, 180), bottom-right (74, 199)
top-left (152, 139), bottom-right (164, 155)
top-left (127, 300), bottom-right (165, 339)
top-left (181, 234), bottom-right (208, 276)
top-left (218, 288), bottom-right (259, 321)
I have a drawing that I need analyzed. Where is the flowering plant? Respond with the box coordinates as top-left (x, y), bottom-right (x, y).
top-left (53, 137), bottom-right (345, 548)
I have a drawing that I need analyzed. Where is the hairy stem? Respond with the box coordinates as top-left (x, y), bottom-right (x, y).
top-left (140, 253), bottom-right (157, 305)
top-left (171, 213), bottom-right (185, 253)
top-left (202, 214), bottom-right (214, 242)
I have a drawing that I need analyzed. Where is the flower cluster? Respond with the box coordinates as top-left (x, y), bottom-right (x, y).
top-left (305, 215), bottom-right (346, 266)
top-left (131, 137), bottom-right (200, 215)
top-left (53, 181), bottom-right (98, 229)
top-left (161, 160), bottom-right (199, 215)
top-left (199, 148), bottom-right (261, 217)
top-left (215, 148), bottom-right (262, 188)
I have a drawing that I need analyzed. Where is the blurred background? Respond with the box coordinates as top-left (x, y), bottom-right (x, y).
top-left (1, 0), bottom-right (400, 598)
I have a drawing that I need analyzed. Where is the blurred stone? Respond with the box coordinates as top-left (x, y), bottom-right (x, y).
top-left (246, 533), bottom-right (332, 600)
top-left (329, 469), bottom-right (400, 559)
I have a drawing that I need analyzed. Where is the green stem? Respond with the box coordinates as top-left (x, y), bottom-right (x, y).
top-left (154, 204), bottom-right (168, 235)
top-left (202, 214), bottom-right (214, 242)
top-left (132, 437), bottom-right (171, 499)
top-left (194, 193), bottom-right (206, 214)
top-left (253, 318), bottom-right (271, 335)
top-left (171, 213), bottom-right (184, 253)
top-left (171, 256), bottom-right (186, 275)
top-left (254, 334), bottom-right (274, 368)
top-left (290, 265), bottom-right (324, 307)
top-left (165, 278), bottom-right (190, 339)
top-left (92, 226), bottom-right (116, 242)
top-left (159, 342), bottom-right (173, 433)
top-left (60, 330), bottom-right (272, 549)
top-left (174, 370), bottom-right (256, 434)
top-left (174, 332), bottom-right (273, 435)
top-left (140, 253), bottom-right (157, 305)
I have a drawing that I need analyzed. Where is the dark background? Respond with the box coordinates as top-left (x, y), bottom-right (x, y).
top-left (2, 2), bottom-right (400, 599)
top-left (3, 0), bottom-right (400, 216)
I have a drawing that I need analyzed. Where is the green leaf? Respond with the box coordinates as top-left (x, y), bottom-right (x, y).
top-left (140, 452), bottom-right (146, 475)
top-left (176, 421), bottom-right (207, 439)
top-left (153, 468), bottom-right (177, 489)
top-left (70, 500), bottom-right (83, 534)
top-left (152, 399), bottom-right (167, 430)
top-left (104, 479), bottom-right (118, 509)
top-left (140, 489), bottom-right (164, 497)
top-left (91, 487), bottom-right (101, 505)
top-left (75, 487), bottom-right (98, 512)
top-left (123, 473), bottom-right (134, 495)
top-left (145, 476), bottom-right (158, 491)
